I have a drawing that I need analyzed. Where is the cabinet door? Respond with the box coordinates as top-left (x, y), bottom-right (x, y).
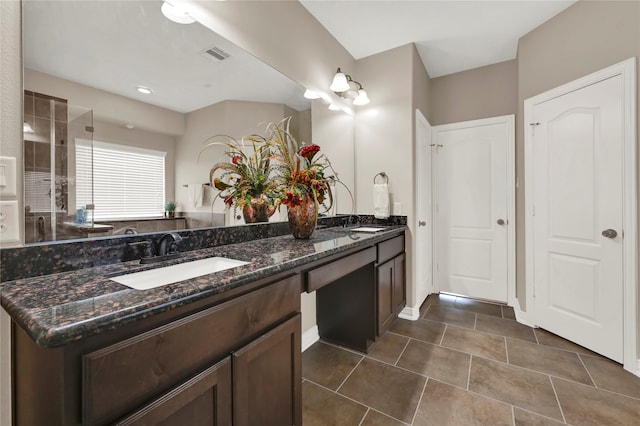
top-left (393, 253), bottom-right (406, 314)
top-left (115, 357), bottom-right (232, 426)
top-left (233, 314), bottom-right (302, 426)
top-left (377, 258), bottom-right (395, 335)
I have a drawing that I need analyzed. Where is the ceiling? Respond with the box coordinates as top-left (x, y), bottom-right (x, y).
top-left (300, 0), bottom-right (576, 78)
top-left (23, 1), bottom-right (577, 115)
top-left (23, 0), bottom-right (310, 114)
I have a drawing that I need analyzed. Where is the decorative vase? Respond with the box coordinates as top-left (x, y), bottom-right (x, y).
top-left (242, 194), bottom-right (272, 224)
top-left (287, 196), bottom-right (317, 239)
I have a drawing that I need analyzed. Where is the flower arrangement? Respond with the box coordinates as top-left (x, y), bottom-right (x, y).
top-left (199, 134), bottom-right (278, 223)
top-left (268, 118), bottom-right (337, 213)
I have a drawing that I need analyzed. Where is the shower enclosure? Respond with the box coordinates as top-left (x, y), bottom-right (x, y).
top-left (23, 91), bottom-right (95, 243)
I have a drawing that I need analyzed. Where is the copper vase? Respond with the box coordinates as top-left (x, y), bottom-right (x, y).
top-left (287, 196), bottom-right (317, 239)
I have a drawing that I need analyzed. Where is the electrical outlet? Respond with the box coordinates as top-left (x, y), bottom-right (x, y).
top-left (393, 202), bottom-right (402, 215)
top-left (0, 201), bottom-right (20, 247)
top-left (0, 156), bottom-right (17, 198)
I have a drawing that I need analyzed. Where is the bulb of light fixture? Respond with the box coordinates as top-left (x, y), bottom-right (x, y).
top-left (136, 86), bottom-right (153, 95)
top-left (161, 1), bottom-right (195, 24)
top-left (23, 121), bottom-right (34, 133)
top-left (352, 89), bottom-right (370, 106)
top-left (330, 68), bottom-right (350, 92)
top-left (303, 89), bottom-right (320, 100)
top-left (328, 104), bottom-right (341, 111)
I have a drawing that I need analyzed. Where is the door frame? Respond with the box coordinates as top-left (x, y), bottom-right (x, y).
top-left (432, 115), bottom-right (516, 307)
top-left (524, 57), bottom-right (637, 374)
top-left (408, 108), bottom-right (433, 320)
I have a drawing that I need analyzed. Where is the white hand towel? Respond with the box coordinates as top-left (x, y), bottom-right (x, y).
top-left (373, 183), bottom-right (390, 219)
top-left (188, 183), bottom-right (203, 208)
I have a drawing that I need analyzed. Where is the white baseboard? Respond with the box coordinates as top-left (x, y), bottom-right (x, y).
top-left (399, 305), bottom-right (420, 321)
top-left (301, 325), bottom-right (319, 352)
top-left (513, 302), bottom-right (535, 328)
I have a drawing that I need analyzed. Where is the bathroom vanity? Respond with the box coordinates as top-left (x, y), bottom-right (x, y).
top-left (1, 225), bottom-right (405, 425)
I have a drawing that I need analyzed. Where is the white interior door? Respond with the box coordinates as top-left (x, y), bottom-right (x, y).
top-left (433, 117), bottom-right (513, 303)
top-left (531, 75), bottom-right (624, 362)
top-left (415, 110), bottom-right (432, 310)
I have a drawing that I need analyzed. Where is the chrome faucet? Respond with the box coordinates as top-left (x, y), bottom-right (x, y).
top-left (157, 232), bottom-right (183, 257)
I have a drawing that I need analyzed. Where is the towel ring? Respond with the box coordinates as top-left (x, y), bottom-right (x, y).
top-left (373, 172), bottom-right (388, 184)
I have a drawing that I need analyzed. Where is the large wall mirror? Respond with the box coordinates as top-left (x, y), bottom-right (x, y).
top-left (22, 0), bottom-right (314, 244)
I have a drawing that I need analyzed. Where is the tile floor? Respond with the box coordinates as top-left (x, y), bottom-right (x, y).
top-left (302, 293), bottom-right (640, 425)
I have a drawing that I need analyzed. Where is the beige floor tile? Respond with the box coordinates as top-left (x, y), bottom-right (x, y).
top-left (413, 379), bottom-right (512, 426)
top-left (368, 332), bottom-right (409, 365)
top-left (476, 313), bottom-right (537, 342)
top-left (507, 338), bottom-right (593, 385)
top-left (302, 341), bottom-right (362, 390)
top-left (469, 357), bottom-right (563, 421)
top-left (389, 318), bottom-right (446, 344)
top-left (580, 354), bottom-right (640, 399)
top-left (534, 328), bottom-right (601, 357)
top-left (360, 409), bottom-right (406, 426)
top-left (441, 326), bottom-right (507, 362)
top-left (553, 377), bottom-right (640, 425)
top-left (424, 305), bottom-right (476, 329)
top-left (453, 297), bottom-right (503, 317)
top-left (502, 306), bottom-right (516, 320)
top-left (513, 408), bottom-right (565, 425)
top-left (302, 381), bottom-right (368, 426)
top-left (339, 358), bottom-right (426, 424)
top-left (397, 339), bottom-right (471, 388)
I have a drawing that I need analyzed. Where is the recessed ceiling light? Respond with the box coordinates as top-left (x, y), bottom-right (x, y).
top-left (328, 104), bottom-right (340, 111)
top-left (304, 89), bottom-right (320, 100)
top-left (125, 123), bottom-right (135, 129)
top-left (136, 86), bottom-right (153, 95)
top-left (161, 1), bottom-right (196, 24)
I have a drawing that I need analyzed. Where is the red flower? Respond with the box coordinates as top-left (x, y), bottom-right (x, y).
top-left (299, 144), bottom-right (320, 160)
top-left (222, 194), bottom-right (233, 207)
top-left (232, 154), bottom-right (242, 165)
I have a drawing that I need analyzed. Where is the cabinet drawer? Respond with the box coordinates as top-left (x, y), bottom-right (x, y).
top-left (306, 247), bottom-right (376, 292)
top-left (377, 235), bottom-right (405, 264)
top-left (82, 274), bottom-right (300, 426)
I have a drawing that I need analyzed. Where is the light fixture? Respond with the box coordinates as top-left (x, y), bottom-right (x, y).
top-left (303, 89), bottom-right (320, 100)
top-left (330, 68), bottom-right (350, 92)
top-left (136, 86), bottom-right (153, 95)
top-left (23, 121), bottom-right (34, 133)
top-left (328, 104), bottom-right (341, 111)
top-left (352, 88), bottom-right (370, 106)
top-left (161, 1), bottom-right (196, 24)
top-left (330, 67), bottom-right (370, 106)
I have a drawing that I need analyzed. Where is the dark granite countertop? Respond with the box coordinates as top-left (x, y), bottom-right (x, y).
top-left (0, 225), bottom-right (405, 348)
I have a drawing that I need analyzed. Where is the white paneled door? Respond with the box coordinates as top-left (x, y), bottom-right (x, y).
top-left (433, 116), bottom-right (514, 303)
top-left (530, 75), bottom-right (624, 362)
top-left (415, 110), bottom-right (432, 311)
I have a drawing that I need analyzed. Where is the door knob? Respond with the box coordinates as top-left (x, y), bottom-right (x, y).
top-left (602, 229), bottom-right (618, 239)
top-left (418, 221), bottom-right (426, 227)
top-left (497, 219), bottom-right (505, 225)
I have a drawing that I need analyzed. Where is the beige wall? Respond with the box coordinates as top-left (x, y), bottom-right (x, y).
top-left (516, 0), bottom-right (640, 312)
top-left (355, 44), bottom-right (420, 308)
top-left (430, 60), bottom-right (517, 126)
top-left (176, 100), bottom-right (292, 214)
top-left (0, 1), bottom-right (20, 423)
top-left (24, 69), bottom-right (185, 136)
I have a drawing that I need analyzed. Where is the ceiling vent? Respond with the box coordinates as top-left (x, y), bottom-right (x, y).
top-left (200, 46), bottom-right (231, 63)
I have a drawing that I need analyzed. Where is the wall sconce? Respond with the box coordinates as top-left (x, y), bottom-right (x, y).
top-left (330, 68), bottom-right (370, 106)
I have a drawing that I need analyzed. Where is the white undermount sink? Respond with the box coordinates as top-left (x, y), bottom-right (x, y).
top-left (110, 257), bottom-right (249, 290)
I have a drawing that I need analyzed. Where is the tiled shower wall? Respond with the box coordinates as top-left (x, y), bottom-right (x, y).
top-left (23, 90), bottom-right (68, 243)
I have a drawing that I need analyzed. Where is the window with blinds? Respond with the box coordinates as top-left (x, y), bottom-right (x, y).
top-left (76, 139), bottom-right (166, 220)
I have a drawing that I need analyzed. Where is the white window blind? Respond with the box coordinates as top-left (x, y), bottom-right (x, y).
top-left (76, 139), bottom-right (166, 220)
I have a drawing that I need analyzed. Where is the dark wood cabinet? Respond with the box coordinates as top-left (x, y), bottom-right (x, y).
top-left (115, 357), bottom-right (232, 425)
top-left (233, 314), bottom-right (302, 426)
top-left (376, 235), bottom-right (406, 336)
top-left (13, 274), bottom-right (301, 426)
